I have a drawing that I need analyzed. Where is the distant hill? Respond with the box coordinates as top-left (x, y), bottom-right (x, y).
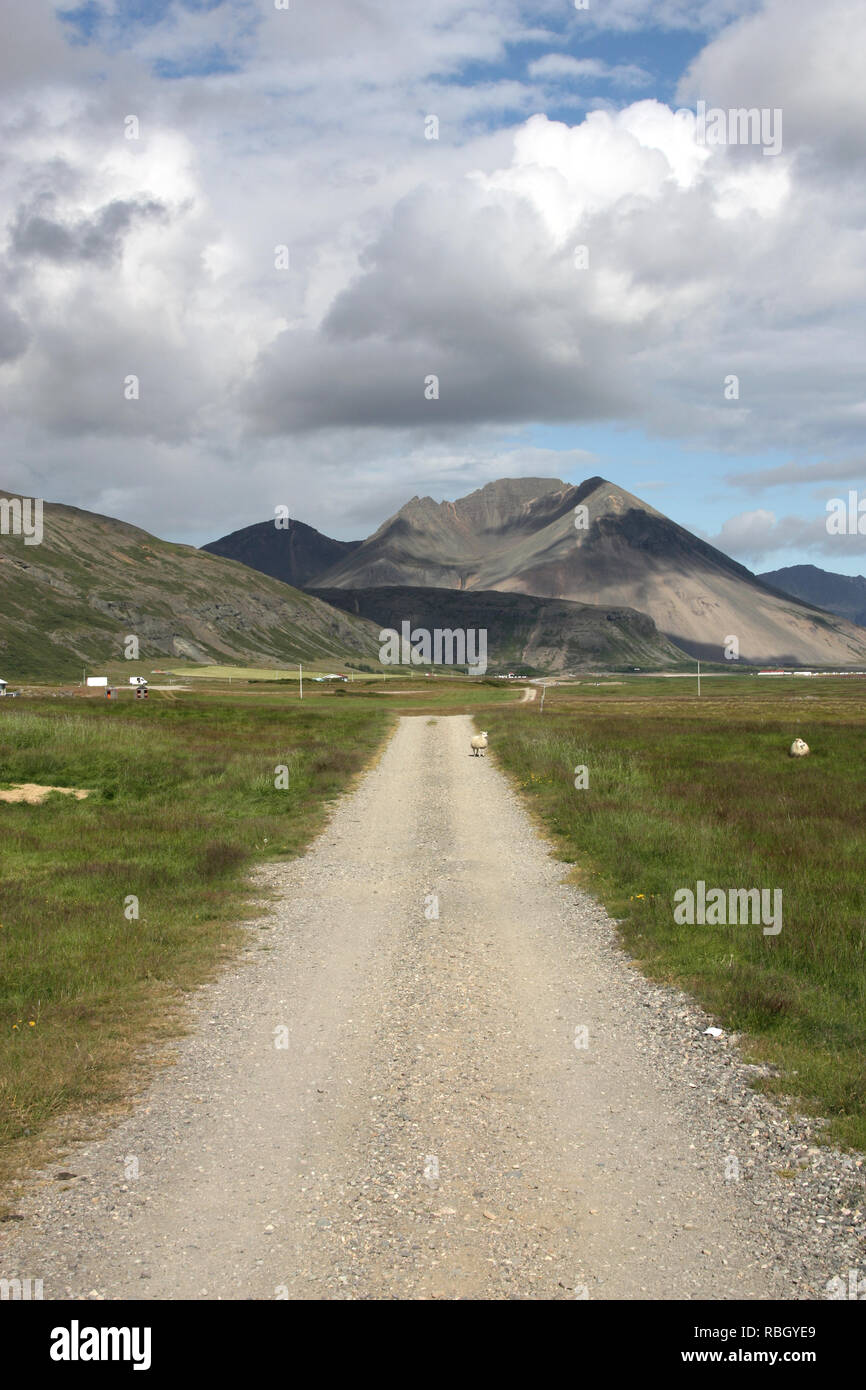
top-left (203, 517), bottom-right (361, 590)
top-left (759, 565), bottom-right (866, 629)
top-left (0, 494), bottom-right (381, 680)
top-left (307, 585), bottom-right (688, 672)
top-left (309, 476), bottom-right (866, 666)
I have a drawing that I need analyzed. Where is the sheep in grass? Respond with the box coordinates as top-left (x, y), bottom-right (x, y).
top-left (470, 730), bottom-right (489, 757)
top-left (789, 738), bottom-right (810, 757)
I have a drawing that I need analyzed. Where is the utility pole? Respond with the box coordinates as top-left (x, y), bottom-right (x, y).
top-left (299, 663), bottom-right (303, 700)
top-left (539, 683), bottom-right (546, 713)
top-left (697, 660), bottom-right (701, 698)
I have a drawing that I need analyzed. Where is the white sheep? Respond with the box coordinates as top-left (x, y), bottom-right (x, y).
top-left (789, 738), bottom-right (810, 757)
top-left (470, 730), bottom-right (489, 757)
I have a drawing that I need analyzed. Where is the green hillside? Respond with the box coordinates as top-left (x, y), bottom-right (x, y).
top-left (0, 495), bottom-right (382, 681)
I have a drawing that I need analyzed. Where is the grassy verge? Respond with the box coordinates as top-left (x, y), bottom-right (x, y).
top-left (485, 682), bottom-right (866, 1149)
top-left (0, 695), bottom-right (391, 1202)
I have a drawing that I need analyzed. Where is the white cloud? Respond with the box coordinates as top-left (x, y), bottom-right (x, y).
top-left (727, 458), bottom-right (866, 491)
top-left (0, 0), bottom-right (864, 551)
top-left (528, 55), bottom-right (651, 87)
top-left (678, 0), bottom-right (866, 166)
top-left (710, 507), bottom-right (866, 562)
top-left (580, 0), bottom-right (760, 32)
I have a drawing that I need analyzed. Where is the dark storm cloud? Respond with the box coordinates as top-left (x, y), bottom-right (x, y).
top-left (0, 300), bottom-right (30, 362)
top-left (10, 196), bottom-right (167, 266)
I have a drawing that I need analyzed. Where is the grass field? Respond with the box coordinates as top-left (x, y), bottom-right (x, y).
top-left (0, 694), bottom-right (392, 1202)
top-left (2, 670), bottom-right (864, 1206)
top-left (485, 678), bottom-right (866, 1149)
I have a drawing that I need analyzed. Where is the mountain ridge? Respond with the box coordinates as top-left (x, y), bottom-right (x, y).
top-left (302, 476), bottom-right (866, 665)
top-left (759, 564), bottom-right (866, 630)
top-left (202, 516), bottom-right (361, 590)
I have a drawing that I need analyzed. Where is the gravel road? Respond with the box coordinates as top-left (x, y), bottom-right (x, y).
top-left (1, 715), bottom-right (862, 1300)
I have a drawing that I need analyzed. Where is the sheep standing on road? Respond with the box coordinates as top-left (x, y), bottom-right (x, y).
top-left (470, 731), bottom-right (489, 757)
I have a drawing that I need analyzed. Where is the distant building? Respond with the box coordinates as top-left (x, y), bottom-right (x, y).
top-left (0, 678), bottom-right (7, 695)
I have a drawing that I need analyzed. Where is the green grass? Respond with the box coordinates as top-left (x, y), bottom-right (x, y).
top-left (485, 681), bottom-right (866, 1149)
top-left (0, 695), bottom-right (391, 1200)
top-left (6, 667), bottom-right (862, 1207)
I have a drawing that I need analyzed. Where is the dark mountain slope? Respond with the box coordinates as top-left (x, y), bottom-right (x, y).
top-left (203, 516), bottom-right (361, 590)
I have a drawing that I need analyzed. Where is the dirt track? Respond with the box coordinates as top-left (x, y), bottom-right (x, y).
top-left (0, 716), bottom-right (843, 1299)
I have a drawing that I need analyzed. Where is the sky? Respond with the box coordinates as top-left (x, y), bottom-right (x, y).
top-left (1, 0), bottom-right (865, 574)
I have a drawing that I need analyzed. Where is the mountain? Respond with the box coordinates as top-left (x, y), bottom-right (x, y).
top-left (311, 476), bottom-right (866, 666)
top-left (0, 494), bottom-right (381, 680)
top-left (202, 517), bottom-right (361, 590)
top-left (759, 565), bottom-right (866, 629)
top-left (308, 586), bottom-right (688, 672)
top-left (312, 477), bottom-right (576, 591)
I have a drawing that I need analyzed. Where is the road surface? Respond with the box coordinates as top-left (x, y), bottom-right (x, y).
top-left (0, 716), bottom-right (847, 1299)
